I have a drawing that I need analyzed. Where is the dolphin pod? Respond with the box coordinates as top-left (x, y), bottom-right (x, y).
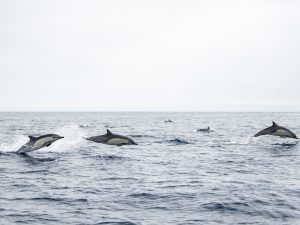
top-left (12, 121), bottom-right (298, 155)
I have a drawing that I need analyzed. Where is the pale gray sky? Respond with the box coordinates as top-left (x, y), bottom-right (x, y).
top-left (0, 0), bottom-right (299, 111)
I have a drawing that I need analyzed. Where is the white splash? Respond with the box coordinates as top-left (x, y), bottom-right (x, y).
top-left (43, 124), bottom-right (86, 153)
top-left (0, 135), bottom-right (28, 153)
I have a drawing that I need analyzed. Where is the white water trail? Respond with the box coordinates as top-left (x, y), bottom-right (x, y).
top-left (43, 124), bottom-right (86, 153)
top-left (0, 135), bottom-right (28, 153)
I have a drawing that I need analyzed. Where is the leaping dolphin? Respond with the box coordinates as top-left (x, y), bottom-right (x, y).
top-left (254, 122), bottom-right (298, 139)
top-left (17, 134), bottom-right (64, 154)
top-left (84, 129), bottom-right (137, 146)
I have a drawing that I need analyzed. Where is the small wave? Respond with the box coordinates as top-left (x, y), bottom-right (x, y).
top-left (222, 136), bottom-right (252, 146)
top-left (97, 222), bottom-right (137, 225)
top-left (31, 197), bottom-right (69, 202)
top-left (102, 177), bottom-right (138, 181)
top-left (96, 155), bottom-right (124, 161)
top-left (201, 202), bottom-right (249, 212)
top-left (10, 128), bottom-right (24, 131)
top-left (18, 169), bottom-right (51, 174)
top-left (271, 154), bottom-right (298, 158)
top-left (104, 125), bottom-right (116, 128)
top-left (10, 184), bottom-right (32, 188)
top-left (19, 154), bottom-right (58, 163)
top-left (12, 197), bottom-right (88, 203)
top-left (130, 134), bottom-right (156, 138)
top-left (128, 193), bottom-right (164, 200)
top-left (199, 201), bottom-right (296, 219)
top-left (145, 206), bottom-right (169, 210)
top-left (203, 136), bottom-right (253, 147)
top-left (167, 138), bottom-right (190, 145)
top-left (272, 143), bottom-right (298, 147)
top-left (79, 124), bottom-right (91, 128)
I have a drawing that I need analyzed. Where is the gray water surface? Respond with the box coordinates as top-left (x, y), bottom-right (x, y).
top-left (0, 112), bottom-right (299, 225)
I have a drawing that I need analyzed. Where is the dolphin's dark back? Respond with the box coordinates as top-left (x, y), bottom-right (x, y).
top-left (85, 130), bottom-right (130, 143)
top-left (84, 129), bottom-right (137, 145)
top-left (35, 134), bottom-right (60, 140)
top-left (254, 123), bottom-right (277, 137)
top-left (85, 135), bottom-right (108, 143)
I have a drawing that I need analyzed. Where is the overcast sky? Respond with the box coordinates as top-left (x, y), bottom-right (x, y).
top-left (0, 0), bottom-right (299, 111)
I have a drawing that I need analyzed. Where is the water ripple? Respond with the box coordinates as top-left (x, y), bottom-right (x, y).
top-left (0, 112), bottom-right (299, 225)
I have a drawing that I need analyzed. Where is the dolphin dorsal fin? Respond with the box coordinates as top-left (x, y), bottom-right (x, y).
top-left (272, 121), bottom-right (278, 127)
top-left (106, 129), bottom-right (112, 136)
top-left (28, 135), bottom-right (36, 141)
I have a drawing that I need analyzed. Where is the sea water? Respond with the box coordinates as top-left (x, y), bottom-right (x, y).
top-left (0, 112), bottom-right (299, 225)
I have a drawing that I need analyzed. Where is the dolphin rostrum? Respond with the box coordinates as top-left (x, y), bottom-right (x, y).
top-left (84, 129), bottom-right (137, 146)
top-left (254, 122), bottom-right (298, 139)
top-left (17, 134), bottom-right (64, 154)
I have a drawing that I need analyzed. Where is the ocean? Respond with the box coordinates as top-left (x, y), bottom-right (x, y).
top-left (0, 112), bottom-right (299, 225)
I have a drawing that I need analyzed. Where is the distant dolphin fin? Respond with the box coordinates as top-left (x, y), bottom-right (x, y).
top-left (28, 136), bottom-right (36, 141)
top-left (272, 121), bottom-right (278, 127)
top-left (106, 129), bottom-right (112, 136)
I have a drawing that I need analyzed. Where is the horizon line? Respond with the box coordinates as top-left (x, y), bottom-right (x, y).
top-left (0, 110), bottom-right (299, 113)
